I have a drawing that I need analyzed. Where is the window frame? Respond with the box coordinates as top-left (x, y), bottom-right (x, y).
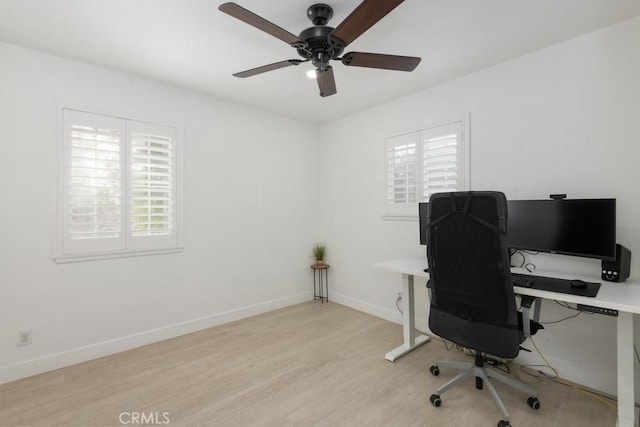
top-left (52, 107), bottom-right (184, 263)
top-left (383, 114), bottom-right (470, 220)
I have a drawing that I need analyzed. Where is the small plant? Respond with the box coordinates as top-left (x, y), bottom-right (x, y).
top-left (313, 243), bottom-right (326, 263)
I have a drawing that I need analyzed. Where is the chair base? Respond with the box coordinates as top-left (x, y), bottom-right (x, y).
top-left (430, 354), bottom-right (539, 425)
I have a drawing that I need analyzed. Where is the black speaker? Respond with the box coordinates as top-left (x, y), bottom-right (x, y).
top-left (601, 244), bottom-right (631, 282)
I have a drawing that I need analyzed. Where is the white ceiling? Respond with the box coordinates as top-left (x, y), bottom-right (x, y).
top-left (1, 0), bottom-right (640, 124)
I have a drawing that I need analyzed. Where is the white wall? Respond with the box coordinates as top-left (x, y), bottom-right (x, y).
top-left (319, 16), bottom-right (640, 395)
top-left (0, 42), bottom-right (320, 383)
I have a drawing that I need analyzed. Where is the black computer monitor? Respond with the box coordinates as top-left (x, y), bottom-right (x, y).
top-left (507, 198), bottom-right (616, 260)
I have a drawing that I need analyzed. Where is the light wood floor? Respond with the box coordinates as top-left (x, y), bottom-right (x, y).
top-left (0, 301), bottom-right (617, 426)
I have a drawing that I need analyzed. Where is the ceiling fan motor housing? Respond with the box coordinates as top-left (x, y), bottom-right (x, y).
top-left (297, 4), bottom-right (343, 70)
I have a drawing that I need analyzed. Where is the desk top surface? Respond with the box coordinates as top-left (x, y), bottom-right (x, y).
top-left (374, 257), bottom-right (640, 314)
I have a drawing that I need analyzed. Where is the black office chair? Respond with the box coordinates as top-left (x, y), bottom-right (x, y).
top-left (425, 191), bottom-right (542, 427)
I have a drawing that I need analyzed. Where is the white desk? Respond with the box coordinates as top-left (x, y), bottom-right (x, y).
top-left (374, 257), bottom-right (640, 427)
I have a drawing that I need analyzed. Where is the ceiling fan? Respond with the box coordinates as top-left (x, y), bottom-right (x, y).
top-left (219, 0), bottom-right (421, 97)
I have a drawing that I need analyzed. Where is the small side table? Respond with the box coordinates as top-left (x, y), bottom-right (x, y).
top-left (311, 263), bottom-right (330, 303)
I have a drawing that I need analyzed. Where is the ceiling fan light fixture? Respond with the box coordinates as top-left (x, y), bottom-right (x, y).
top-left (306, 69), bottom-right (318, 79)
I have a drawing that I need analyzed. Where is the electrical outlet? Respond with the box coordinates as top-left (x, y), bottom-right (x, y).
top-left (17, 329), bottom-right (32, 346)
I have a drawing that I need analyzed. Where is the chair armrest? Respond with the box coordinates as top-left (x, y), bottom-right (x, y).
top-left (520, 296), bottom-right (543, 338)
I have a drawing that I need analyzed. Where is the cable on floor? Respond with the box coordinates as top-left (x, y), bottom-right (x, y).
top-left (521, 337), bottom-right (618, 411)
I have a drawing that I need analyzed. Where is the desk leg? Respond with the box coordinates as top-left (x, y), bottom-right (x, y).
top-left (617, 312), bottom-right (636, 427)
top-left (385, 273), bottom-right (430, 362)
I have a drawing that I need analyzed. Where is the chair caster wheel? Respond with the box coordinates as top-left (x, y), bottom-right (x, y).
top-left (430, 394), bottom-right (442, 407)
top-left (497, 420), bottom-right (510, 427)
top-left (527, 396), bottom-right (541, 410)
top-left (429, 365), bottom-right (440, 376)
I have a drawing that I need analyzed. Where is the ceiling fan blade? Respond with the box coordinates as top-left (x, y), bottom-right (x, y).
top-left (329, 0), bottom-right (405, 48)
top-left (317, 66), bottom-right (337, 97)
top-left (233, 60), bottom-right (303, 78)
top-left (219, 2), bottom-right (303, 46)
top-left (342, 52), bottom-right (421, 71)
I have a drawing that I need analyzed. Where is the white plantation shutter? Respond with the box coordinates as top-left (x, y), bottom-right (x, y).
top-left (130, 133), bottom-right (172, 236)
top-left (127, 121), bottom-right (177, 250)
top-left (63, 110), bottom-right (126, 253)
top-left (421, 122), bottom-right (462, 199)
top-left (386, 133), bottom-right (418, 212)
top-left (385, 118), bottom-right (468, 217)
top-left (56, 109), bottom-right (181, 261)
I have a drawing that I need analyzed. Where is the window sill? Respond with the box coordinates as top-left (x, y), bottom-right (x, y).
top-left (53, 247), bottom-right (184, 264)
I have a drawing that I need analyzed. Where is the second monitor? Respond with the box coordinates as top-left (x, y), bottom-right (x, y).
top-left (419, 197), bottom-right (617, 261)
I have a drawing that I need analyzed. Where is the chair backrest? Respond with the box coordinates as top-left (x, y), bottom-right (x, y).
top-left (427, 191), bottom-right (521, 358)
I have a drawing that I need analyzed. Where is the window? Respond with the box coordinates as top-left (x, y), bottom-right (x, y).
top-left (385, 117), bottom-right (469, 218)
top-left (54, 109), bottom-right (182, 262)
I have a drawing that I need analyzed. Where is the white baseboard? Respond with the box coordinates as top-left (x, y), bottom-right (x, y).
top-left (3, 290), bottom-right (619, 398)
top-left (329, 291), bottom-right (403, 324)
top-left (0, 291), bottom-right (313, 385)
top-left (329, 291), bottom-right (431, 334)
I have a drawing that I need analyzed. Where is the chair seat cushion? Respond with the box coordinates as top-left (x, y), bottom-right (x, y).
top-left (429, 306), bottom-right (522, 359)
